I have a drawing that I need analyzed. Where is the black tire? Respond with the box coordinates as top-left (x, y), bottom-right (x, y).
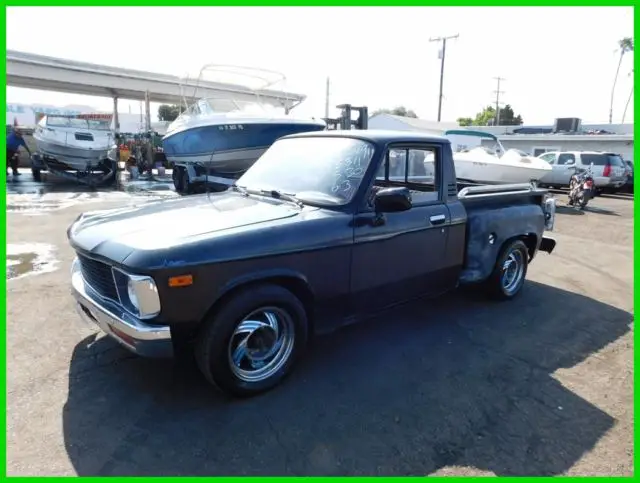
top-left (31, 167), bottom-right (41, 182)
top-left (173, 166), bottom-right (193, 195)
top-left (484, 239), bottom-right (529, 301)
top-left (179, 170), bottom-right (192, 195)
top-left (195, 284), bottom-right (309, 397)
top-left (579, 195), bottom-right (589, 210)
top-left (99, 160), bottom-right (118, 187)
top-left (172, 166), bottom-right (183, 191)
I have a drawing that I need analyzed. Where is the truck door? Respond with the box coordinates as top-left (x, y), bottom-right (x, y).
top-left (350, 145), bottom-right (451, 314)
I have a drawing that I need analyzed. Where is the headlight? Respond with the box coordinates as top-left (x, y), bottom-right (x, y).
top-left (113, 269), bottom-right (161, 319)
top-left (127, 279), bottom-right (140, 311)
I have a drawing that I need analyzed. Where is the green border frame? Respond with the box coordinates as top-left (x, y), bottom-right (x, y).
top-left (1, 1), bottom-right (636, 479)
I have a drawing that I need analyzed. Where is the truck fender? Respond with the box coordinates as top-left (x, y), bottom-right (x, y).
top-left (205, 269), bottom-right (316, 327)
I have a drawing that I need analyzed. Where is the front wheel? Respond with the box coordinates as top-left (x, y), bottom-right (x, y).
top-left (195, 284), bottom-right (308, 397)
top-left (484, 239), bottom-right (529, 300)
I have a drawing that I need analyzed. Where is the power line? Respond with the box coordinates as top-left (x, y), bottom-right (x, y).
top-left (493, 77), bottom-right (506, 126)
top-left (429, 34), bottom-right (459, 122)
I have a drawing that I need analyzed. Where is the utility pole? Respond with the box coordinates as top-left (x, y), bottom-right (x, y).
top-left (324, 77), bottom-right (330, 119)
top-left (493, 77), bottom-right (506, 126)
top-left (429, 33), bottom-right (459, 122)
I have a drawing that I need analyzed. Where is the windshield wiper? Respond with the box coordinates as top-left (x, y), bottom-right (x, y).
top-left (262, 189), bottom-right (304, 208)
top-left (231, 184), bottom-right (249, 195)
top-left (243, 187), bottom-right (304, 208)
top-left (235, 185), bottom-right (304, 208)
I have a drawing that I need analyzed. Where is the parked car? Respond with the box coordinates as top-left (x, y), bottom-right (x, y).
top-left (537, 151), bottom-right (627, 194)
top-left (68, 130), bottom-right (557, 397)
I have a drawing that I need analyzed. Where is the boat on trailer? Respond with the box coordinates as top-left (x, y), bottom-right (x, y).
top-left (32, 113), bottom-right (118, 186)
top-left (163, 64), bottom-right (326, 195)
top-left (444, 129), bottom-right (552, 185)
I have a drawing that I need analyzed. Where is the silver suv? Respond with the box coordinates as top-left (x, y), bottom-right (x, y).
top-left (537, 151), bottom-right (627, 193)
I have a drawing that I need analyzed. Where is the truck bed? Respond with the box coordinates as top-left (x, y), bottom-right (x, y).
top-left (455, 183), bottom-right (554, 284)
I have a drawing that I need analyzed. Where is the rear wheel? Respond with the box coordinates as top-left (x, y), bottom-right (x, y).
top-left (195, 284), bottom-right (308, 397)
top-left (484, 239), bottom-right (529, 300)
top-left (578, 193), bottom-right (589, 209)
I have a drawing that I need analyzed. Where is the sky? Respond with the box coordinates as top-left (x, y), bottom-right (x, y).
top-left (6, 6), bottom-right (635, 125)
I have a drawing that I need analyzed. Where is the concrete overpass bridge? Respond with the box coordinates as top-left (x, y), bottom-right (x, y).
top-left (6, 49), bottom-right (306, 131)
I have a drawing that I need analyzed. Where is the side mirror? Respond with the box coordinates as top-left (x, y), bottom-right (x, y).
top-left (374, 187), bottom-right (412, 213)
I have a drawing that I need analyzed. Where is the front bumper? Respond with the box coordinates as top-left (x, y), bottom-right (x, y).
top-left (71, 258), bottom-right (174, 358)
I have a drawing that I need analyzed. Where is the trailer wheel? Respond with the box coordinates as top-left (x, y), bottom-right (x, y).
top-left (171, 166), bottom-right (182, 192)
top-left (31, 167), bottom-right (42, 182)
top-left (179, 170), bottom-right (192, 195)
top-left (172, 166), bottom-right (182, 191)
top-left (99, 160), bottom-right (118, 186)
top-left (172, 166), bottom-right (192, 195)
top-left (195, 284), bottom-right (309, 397)
top-left (484, 239), bottom-right (529, 300)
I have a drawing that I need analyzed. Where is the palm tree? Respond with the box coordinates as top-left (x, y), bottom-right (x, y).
top-left (621, 69), bottom-right (634, 124)
top-left (609, 37), bottom-right (634, 124)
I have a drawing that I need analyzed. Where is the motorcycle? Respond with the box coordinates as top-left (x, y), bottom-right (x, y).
top-left (568, 166), bottom-right (595, 209)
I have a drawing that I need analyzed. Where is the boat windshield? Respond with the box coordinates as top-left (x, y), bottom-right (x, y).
top-left (184, 98), bottom-right (286, 117)
top-left (236, 137), bottom-right (376, 207)
top-left (46, 116), bottom-right (111, 131)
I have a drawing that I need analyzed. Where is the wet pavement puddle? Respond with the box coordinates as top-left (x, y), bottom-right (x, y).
top-left (6, 169), bottom-right (179, 216)
top-left (7, 243), bottom-right (60, 281)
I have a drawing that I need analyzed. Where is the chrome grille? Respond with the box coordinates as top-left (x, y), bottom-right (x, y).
top-left (78, 255), bottom-right (118, 300)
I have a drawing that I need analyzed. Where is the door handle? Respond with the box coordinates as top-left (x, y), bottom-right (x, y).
top-left (429, 214), bottom-right (446, 225)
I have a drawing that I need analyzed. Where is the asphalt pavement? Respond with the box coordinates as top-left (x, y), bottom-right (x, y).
top-left (5, 173), bottom-right (634, 476)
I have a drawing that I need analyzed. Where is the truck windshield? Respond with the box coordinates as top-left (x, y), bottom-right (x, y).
top-left (236, 137), bottom-right (376, 206)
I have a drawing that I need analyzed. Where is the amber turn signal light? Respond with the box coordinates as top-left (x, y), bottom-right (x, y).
top-left (168, 274), bottom-right (193, 287)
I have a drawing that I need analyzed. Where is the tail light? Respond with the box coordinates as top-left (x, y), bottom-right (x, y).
top-left (603, 164), bottom-right (612, 177)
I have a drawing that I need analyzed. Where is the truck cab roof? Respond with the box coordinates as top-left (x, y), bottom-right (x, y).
top-left (282, 129), bottom-right (451, 145)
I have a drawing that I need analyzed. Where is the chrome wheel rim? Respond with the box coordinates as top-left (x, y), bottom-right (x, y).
top-left (501, 249), bottom-right (524, 295)
top-left (227, 306), bottom-right (295, 383)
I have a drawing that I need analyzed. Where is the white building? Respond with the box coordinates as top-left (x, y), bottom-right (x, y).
top-left (368, 113), bottom-right (483, 152)
top-left (478, 122), bottom-right (634, 161)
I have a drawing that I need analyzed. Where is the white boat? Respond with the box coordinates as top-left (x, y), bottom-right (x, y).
top-left (33, 114), bottom-right (117, 171)
top-left (445, 129), bottom-right (552, 184)
top-left (163, 64), bottom-right (326, 193)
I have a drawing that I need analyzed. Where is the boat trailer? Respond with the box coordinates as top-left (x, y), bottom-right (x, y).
top-left (30, 153), bottom-right (118, 188)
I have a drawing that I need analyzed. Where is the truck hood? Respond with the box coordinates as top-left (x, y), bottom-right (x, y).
top-left (68, 192), bottom-right (302, 263)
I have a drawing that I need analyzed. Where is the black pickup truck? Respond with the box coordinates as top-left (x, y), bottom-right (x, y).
top-left (69, 130), bottom-right (557, 397)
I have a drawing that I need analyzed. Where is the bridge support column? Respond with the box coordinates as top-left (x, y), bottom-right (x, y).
top-left (144, 90), bottom-right (151, 132)
top-left (112, 96), bottom-right (120, 133)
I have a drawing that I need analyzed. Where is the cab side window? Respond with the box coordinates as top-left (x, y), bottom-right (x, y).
top-left (539, 153), bottom-right (556, 165)
top-left (374, 146), bottom-right (439, 203)
top-left (376, 148), bottom-right (437, 190)
top-left (557, 153), bottom-right (576, 165)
